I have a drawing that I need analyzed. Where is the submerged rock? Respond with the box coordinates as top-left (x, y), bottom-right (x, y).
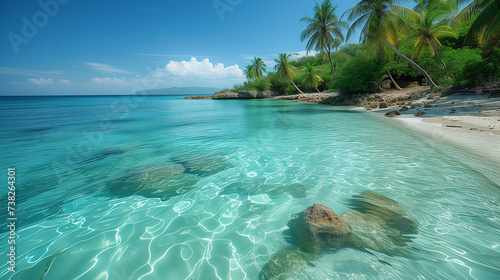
top-left (287, 203), bottom-right (353, 253)
top-left (341, 210), bottom-right (411, 256)
top-left (261, 192), bottom-right (419, 278)
top-left (259, 246), bottom-right (317, 280)
top-left (222, 181), bottom-right (308, 198)
top-left (350, 191), bottom-right (418, 234)
top-left (107, 163), bottom-right (199, 200)
top-left (172, 154), bottom-right (233, 176)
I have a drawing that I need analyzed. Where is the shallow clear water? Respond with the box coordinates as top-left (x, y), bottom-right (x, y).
top-left (0, 95), bottom-right (499, 280)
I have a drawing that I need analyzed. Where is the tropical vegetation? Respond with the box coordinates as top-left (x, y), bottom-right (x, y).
top-left (228, 0), bottom-right (499, 95)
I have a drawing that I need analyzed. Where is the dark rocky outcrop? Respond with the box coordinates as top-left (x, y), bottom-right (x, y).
top-left (379, 102), bottom-right (388, 109)
top-left (184, 95), bottom-right (212, 99)
top-left (385, 110), bottom-right (401, 117)
top-left (213, 90), bottom-right (278, 99)
top-left (415, 110), bottom-right (426, 117)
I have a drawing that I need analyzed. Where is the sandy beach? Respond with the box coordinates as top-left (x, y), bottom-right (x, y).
top-left (368, 91), bottom-right (500, 169)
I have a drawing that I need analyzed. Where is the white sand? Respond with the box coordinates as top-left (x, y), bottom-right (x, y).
top-left (389, 93), bottom-right (500, 167)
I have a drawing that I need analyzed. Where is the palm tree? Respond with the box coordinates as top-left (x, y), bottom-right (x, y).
top-left (244, 64), bottom-right (255, 81)
top-left (396, 2), bottom-right (456, 70)
top-left (332, 38), bottom-right (342, 51)
top-left (344, 0), bottom-right (439, 89)
top-left (274, 53), bottom-right (304, 94)
top-left (303, 63), bottom-right (324, 92)
top-left (249, 57), bottom-right (267, 79)
top-left (301, 0), bottom-right (348, 76)
top-left (455, 0), bottom-right (500, 49)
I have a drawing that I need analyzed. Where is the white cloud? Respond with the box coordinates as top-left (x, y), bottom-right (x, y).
top-left (9, 81), bottom-right (19, 85)
top-left (28, 78), bottom-right (54, 85)
top-left (84, 62), bottom-right (132, 74)
top-left (91, 77), bottom-right (127, 85)
top-left (155, 57), bottom-right (244, 79)
top-left (59, 79), bottom-right (70, 84)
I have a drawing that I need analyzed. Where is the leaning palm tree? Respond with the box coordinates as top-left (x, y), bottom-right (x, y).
top-left (344, 0), bottom-right (439, 89)
top-left (455, 0), bottom-right (500, 49)
top-left (249, 57), bottom-right (267, 79)
top-left (274, 53), bottom-right (304, 94)
top-left (301, 0), bottom-right (348, 76)
top-left (303, 63), bottom-right (324, 92)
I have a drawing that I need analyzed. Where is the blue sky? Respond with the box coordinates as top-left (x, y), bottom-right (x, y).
top-left (1, 0), bottom-right (364, 96)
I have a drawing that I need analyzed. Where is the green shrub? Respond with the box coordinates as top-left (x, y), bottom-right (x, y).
top-left (331, 54), bottom-right (383, 94)
top-left (268, 72), bottom-right (297, 95)
top-left (231, 78), bottom-right (271, 91)
top-left (454, 50), bottom-right (500, 88)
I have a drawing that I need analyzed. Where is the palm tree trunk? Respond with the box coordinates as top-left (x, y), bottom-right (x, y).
top-left (383, 38), bottom-right (438, 89)
top-left (315, 87), bottom-right (321, 93)
top-left (291, 79), bottom-right (304, 94)
top-left (429, 41), bottom-right (447, 70)
top-left (326, 47), bottom-right (336, 77)
top-left (386, 70), bottom-right (402, 90)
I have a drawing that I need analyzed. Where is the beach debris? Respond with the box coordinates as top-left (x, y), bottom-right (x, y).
top-left (415, 110), bottom-right (426, 117)
top-left (470, 128), bottom-right (478, 130)
top-left (446, 125), bottom-right (463, 128)
top-left (385, 110), bottom-right (401, 117)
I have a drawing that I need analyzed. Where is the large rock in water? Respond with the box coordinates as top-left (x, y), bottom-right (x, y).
top-left (287, 203), bottom-right (353, 253)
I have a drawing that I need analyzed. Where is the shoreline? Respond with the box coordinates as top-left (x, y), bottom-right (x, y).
top-left (187, 87), bottom-right (500, 168)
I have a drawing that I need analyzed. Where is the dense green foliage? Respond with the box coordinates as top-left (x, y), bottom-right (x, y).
top-left (230, 0), bottom-right (499, 95)
top-left (454, 49), bottom-right (500, 88)
top-left (331, 54), bottom-right (383, 94)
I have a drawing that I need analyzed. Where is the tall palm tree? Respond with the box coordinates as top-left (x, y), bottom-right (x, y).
top-left (249, 57), bottom-right (267, 79)
top-left (303, 63), bottom-right (324, 92)
top-left (274, 53), bottom-right (304, 94)
top-left (344, 0), bottom-right (439, 88)
top-left (455, 0), bottom-right (500, 49)
top-left (301, 0), bottom-right (348, 76)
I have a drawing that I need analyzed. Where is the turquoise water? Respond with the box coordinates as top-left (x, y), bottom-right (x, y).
top-left (0, 95), bottom-right (499, 279)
